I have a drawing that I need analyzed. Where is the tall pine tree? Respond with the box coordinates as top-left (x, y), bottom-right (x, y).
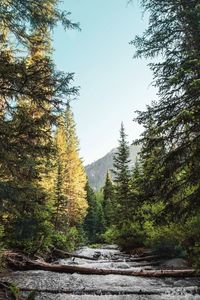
top-left (53, 104), bottom-right (88, 230)
top-left (112, 123), bottom-right (131, 226)
top-left (0, 0), bottom-right (79, 253)
top-left (103, 171), bottom-right (115, 227)
top-left (132, 0), bottom-right (200, 218)
top-left (131, 0), bottom-right (200, 260)
top-left (83, 181), bottom-right (104, 243)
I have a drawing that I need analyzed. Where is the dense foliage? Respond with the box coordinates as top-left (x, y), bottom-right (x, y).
top-left (131, 0), bottom-right (200, 266)
top-left (83, 182), bottom-right (104, 243)
top-left (0, 0), bottom-right (199, 273)
top-left (0, 0), bottom-right (85, 255)
top-left (101, 0), bottom-right (200, 267)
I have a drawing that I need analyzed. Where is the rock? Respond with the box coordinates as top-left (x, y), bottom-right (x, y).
top-left (116, 262), bottom-right (130, 269)
top-left (160, 258), bottom-right (189, 269)
top-left (93, 251), bottom-right (101, 259)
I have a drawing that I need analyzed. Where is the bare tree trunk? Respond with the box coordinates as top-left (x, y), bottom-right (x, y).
top-left (5, 252), bottom-right (196, 278)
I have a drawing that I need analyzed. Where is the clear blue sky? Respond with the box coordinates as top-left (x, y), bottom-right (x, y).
top-left (53, 0), bottom-right (157, 165)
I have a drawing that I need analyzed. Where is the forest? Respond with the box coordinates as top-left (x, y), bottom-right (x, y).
top-left (0, 0), bottom-right (200, 299)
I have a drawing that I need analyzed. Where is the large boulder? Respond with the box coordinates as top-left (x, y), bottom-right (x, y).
top-left (160, 258), bottom-right (189, 269)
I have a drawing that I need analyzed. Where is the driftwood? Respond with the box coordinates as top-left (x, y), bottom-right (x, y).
top-left (5, 252), bottom-right (196, 277)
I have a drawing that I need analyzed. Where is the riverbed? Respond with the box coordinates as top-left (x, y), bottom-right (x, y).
top-left (2, 245), bottom-right (200, 299)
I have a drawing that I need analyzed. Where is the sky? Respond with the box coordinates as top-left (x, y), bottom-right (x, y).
top-left (53, 0), bottom-right (158, 165)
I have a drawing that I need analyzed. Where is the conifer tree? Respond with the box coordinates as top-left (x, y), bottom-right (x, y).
top-left (53, 159), bottom-right (66, 231)
top-left (103, 171), bottom-right (115, 227)
top-left (129, 159), bottom-right (142, 205)
top-left (0, 0), bottom-right (79, 252)
top-left (131, 0), bottom-right (200, 259)
top-left (53, 119), bottom-right (69, 231)
top-left (83, 182), bottom-right (105, 243)
top-left (133, 0), bottom-right (200, 218)
top-left (63, 104), bottom-right (88, 227)
top-left (83, 182), bottom-right (100, 243)
top-left (112, 123), bottom-right (131, 225)
top-left (53, 104), bottom-right (88, 230)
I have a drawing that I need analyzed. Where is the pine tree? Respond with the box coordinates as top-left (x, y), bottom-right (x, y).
top-left (53, 159), bottom-right (66, 231)
top-left (83, 182), bottom-right (104, 243)
top-left (83, 182), bottom-right (98, 243)
top-left (129, 159), bottom-right (142, 206)
top-left (133, 110), bottom-right (167, 210)
top-left (112, 123), bottom-right (131, 226)
top-left (132, 0), bottom-right (200, 217)
top-left (53, 119), bottom-right (69, 231)
top-left (132, 0), bottom-right (200, 260)
top-left (103, 171), bottom-right (115, 227)
top-left (53, 104), bottom-right (88, 230)
top-left (63, 104), bottom-right (88, 227)
top-left (0, 0), bottom-right (80, 253)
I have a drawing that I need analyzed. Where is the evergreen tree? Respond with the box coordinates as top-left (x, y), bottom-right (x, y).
top-left (103, 171), bottom-right (115, 227)
top-left (53, 104), bottom-right (88, 230)
top-left (83, 182), bottom-right (104, 243)
top-left (95, 190), bottom-right (105, 238)
top-left (129, 158), bottom-right (142, 207)
top-left (0, 0), bottom-right (79, 253)
top-left (132, 0), bottom-right (200, 218)
top-left (53, 159), bottom-right (66, 231)
top-left (83, 182), bottom-right (98, 243)
top-left (52, 120), bottom-right (68, 231)
top-left (112, 123), bottom-right (131, 226)
top-left (131, 0), bottom-right (200, 260)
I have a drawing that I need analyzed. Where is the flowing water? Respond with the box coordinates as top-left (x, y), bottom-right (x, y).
top-left (2, 245), bottom-right (200, 299)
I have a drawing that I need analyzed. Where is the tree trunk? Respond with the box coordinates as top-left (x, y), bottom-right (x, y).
top-left (17, 286), bottom-right (163, 295)
top-left (5, 253), bottom-right (196, 277)
top-left (52, 248), bottom-right (97, 261)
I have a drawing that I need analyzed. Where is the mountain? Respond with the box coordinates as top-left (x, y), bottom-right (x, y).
top-left (85, 144), bottom-right (141, 191)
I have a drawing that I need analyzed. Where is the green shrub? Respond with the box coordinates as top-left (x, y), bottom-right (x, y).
top-left (52, 226), bottom-right (85, 252)
top-left (102, 222), bottom-right (146, 251)
top-left (184, 215), bottom-right (200, 270)
top-left (152, 236), bottom-right (185, 257)
top-left (189, 242), bottom-right (200, 271)
top-left (8, 212), bottom-right (53, 255)
top-left (51, 231), bottom-right (69, 250)
top-left (116, 222), bottom-right (146, 251)
top-left (147, 225), bottom-right (186, 258)
top-left (65, 227), bottom-right (84, 251)
top-left (102, 226), bottom-right (119, 244)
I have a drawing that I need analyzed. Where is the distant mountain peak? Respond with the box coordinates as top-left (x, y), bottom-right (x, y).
top-left (85, 144), bottom-right (141, 190)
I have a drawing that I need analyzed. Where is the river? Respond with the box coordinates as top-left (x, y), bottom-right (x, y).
top-left (2, 245), bottom-right (200, 299)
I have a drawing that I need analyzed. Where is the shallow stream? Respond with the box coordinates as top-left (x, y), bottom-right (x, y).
top-left (2, 245), bottom-right (200, 299)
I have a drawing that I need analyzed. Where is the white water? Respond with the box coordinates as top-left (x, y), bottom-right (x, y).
top-left (2, 245), bottom-right (200, 299)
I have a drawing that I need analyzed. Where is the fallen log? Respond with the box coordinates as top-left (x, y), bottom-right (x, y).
top-left (52, 248), bottom-right (97, 261)
top-left (17, 286), bottom-right (162, 295)
top-left (90, 260), bottom-right (162, 267)
top-left (133, 260), bottom-right (162, 268)
top-left (106, 254), bottom-right (165, 263)
top-left (128, 255), bottom-right (165, 262)
top-left (53, 250), bottom-right (164, 263)
top-left (5, 254), bottom-right (197, 277)
top-left (5, 250), bottom-right (163, 265)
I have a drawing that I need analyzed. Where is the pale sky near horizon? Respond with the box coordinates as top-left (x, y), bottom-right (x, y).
top-left (53, 0), bottom-right (158, 165)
